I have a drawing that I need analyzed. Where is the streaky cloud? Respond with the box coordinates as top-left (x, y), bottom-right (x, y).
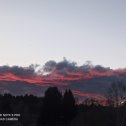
top-left (0, 58), bottom-right (126, 87)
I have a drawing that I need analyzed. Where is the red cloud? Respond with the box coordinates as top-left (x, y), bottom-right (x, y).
top-left (0, 69), bottom-right (126, 86)
top-left (0, 62), bottom-right (126, 102)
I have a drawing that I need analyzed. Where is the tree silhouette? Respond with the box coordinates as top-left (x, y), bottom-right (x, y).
top-left (62, 89), bottom-right (77, 123)
top-left (37, 88), bottom-right (77, 126)
top-left (106, 81), bottom-right (126, 126)
top-left (106, 81), bottom-right (126, 107)
top-left (37, 87), bottom-right (62, 126)
top-left (2, 87), bottom-right (126, 126)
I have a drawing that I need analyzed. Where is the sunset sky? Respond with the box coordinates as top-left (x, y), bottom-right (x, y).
top-left (0, 0), bottom-right (126, 69)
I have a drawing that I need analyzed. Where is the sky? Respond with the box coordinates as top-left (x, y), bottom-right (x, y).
top-left (0, 0), bottom-right (126, 69)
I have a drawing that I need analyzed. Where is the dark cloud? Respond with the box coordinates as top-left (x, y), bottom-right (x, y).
top-left (43, 60), bottom-right (56, 72)
top-left (43, 58), bottom-right (78, 74)
top-left (56, 59), bottom-right (77, 72)
top-left (94, 65), bottom-right (111, 72)
top-left (0, 58), bottom-right (118, 77)
top-left (43, 58), bottom-right (111, 74)
top-left (79, 61), bottom-right (93, 73)
top-left (0, 65), bottom-right (35, 76)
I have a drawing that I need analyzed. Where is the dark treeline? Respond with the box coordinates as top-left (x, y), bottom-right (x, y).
top-left (0, 93), bottom-right (43, 126)
top-left (0, 86), bottom-right (126, 126)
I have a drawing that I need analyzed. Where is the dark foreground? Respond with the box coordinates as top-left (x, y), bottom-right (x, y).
top-left (0, 87), bottom-right (126, 126)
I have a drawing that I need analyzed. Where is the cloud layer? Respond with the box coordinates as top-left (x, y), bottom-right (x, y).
top-left (0, 59), bottom-right (126, 101)
top-left (0, 59), bottom-right (126, 86)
